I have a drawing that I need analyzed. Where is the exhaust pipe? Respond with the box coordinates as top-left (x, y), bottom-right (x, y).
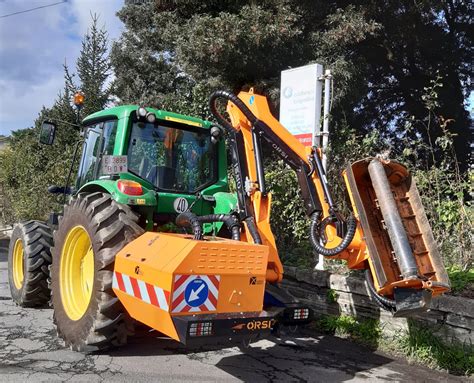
top-left (368, 159), bottom-right (418, 280)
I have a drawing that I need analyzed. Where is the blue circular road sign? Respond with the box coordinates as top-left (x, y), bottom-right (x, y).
top-left (184, 278), bottom-right (209, 307)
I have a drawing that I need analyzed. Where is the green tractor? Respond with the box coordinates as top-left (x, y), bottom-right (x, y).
top-left (8, 104), bottom-right (239, 351)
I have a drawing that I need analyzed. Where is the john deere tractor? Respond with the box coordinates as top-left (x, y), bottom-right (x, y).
top-left (9, 90), bottom-right (449, 352)
top-left (9, 104), bottom-right (242, 351)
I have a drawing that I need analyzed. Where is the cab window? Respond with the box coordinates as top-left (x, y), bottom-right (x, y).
top-left (127, 121), bottom-right (216, 193)
top-left (76, 119), bottom-right (118, 188)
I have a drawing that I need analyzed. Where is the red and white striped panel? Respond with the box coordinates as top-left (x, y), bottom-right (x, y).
top-left (171, 274), bottom-right (220, 313)
top-left (113, 271), bottom-right (170, 312)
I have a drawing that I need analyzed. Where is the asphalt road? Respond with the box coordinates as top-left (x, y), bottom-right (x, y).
top-left (0, 247), bottom-right (467, 382)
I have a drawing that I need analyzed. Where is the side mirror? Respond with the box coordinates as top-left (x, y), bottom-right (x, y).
top-left (39, 121), bottom-right (56, 145)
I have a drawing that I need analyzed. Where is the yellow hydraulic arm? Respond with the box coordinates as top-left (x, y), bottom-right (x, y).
top-left (209, 88), bottom-right (450, 316)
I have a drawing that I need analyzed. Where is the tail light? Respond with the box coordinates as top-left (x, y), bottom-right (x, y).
top-left (117, 180), bottom-right (143, 196)
top-left (189, 322), bottom-right (213, 337)
top-left (293, 308), bottom-right (309, 320)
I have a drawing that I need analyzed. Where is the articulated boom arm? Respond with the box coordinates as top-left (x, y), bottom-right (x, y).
top-left (210, 89), bottom-right (450, 316)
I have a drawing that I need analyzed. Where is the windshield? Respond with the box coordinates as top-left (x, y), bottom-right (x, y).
top-left (127, 121), bottom-right (216, 193)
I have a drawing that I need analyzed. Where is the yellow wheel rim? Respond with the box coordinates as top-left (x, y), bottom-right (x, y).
top-left (60, 225), bottom-right (94, 320)
top-left (12, 239), bottom-right (24, 289)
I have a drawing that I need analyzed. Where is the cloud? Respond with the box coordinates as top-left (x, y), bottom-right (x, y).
top-left (0, 75), bottom-right (65, 130)
top-left (0, 0), bottom-right (124, 136)
top-left (70, 0), bottom-right (124, 42)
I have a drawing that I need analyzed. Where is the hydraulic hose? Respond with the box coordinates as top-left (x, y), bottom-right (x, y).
top-left (176, 212), bottom-right (203, 240)
top-left (196, 214), bottom-right (241, 241)
top-left (245, 217), bottom-right (263, 245)
top-left (364, 269), bottom-right (396, 311)
top-left (309, 212), bottom-right (357, 257)
top-left (209, 90), bottom-right (258, 134)
top-left (209, 90), bottom-right (265, 246)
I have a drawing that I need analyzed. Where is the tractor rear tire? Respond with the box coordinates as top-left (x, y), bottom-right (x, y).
top-left (8, 221), bottom-right (53, 307)
top-left (51, 192), bottom-right (144, 352)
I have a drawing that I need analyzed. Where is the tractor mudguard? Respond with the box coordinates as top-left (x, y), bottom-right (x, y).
top-left (210, 192), bottom-right (238, 234)
top-left (213, 192), bottom-right (237, 214)
top-left (78, 179), bottom-right (156, 206)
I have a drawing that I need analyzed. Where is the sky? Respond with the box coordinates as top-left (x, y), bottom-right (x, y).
top-left (0, 0), bottom-right (124, 136)
top-left (0, 1), bottom-right (472, 138)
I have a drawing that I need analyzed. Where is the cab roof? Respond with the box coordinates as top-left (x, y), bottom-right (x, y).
top-left (82, 105), bottom-right (211, 129)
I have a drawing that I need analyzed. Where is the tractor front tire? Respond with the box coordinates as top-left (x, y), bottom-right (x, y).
top-left (8, 221), bottom-right (53, 307)
top-left (51, 192), bottom-right (144, 352)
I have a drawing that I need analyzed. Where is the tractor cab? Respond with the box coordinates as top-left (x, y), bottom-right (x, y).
top-left (42, 105), bottom-right (232, 231)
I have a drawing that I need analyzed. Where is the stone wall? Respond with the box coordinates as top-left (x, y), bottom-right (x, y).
top-left (282, 267), bottom-right (473, 344)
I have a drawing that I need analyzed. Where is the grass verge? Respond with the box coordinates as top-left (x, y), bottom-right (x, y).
top-left (313, 314), bottom-right (381, 348)
top-left (312, 315), bottom-right (473, 376)
top-left (447, 266), bottom-right (474, 298)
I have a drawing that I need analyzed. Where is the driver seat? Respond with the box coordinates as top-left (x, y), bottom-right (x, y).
top-left (146, 166), bottom-right (176, 189)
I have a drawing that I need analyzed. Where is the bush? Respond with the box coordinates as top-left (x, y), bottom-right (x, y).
top-left (447, 266), bottom-right (474, 297)
top-left (397, 321), bottom-right (474, 376)
top-left (315, 314), bottom-right (381, 348)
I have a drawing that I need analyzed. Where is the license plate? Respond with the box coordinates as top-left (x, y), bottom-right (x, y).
top-left (102, 155), bottom-right (128, 175)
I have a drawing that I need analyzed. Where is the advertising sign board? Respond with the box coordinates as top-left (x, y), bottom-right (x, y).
top-left (280, 64), bottom-right (323, 146)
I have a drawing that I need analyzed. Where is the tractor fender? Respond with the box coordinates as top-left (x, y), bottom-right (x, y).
top-left (78, 180), bottom-right (157, 206)
top-left (209, 192), bottom-right (237, 235)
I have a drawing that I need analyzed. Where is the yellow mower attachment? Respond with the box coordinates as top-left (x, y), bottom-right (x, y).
top-left (344, 158), bottom-right (450, 315)
top-left (113, 232), bottom-right (280, 344)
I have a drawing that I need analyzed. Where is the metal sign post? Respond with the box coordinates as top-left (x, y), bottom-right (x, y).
top-left (321, 69), bottom-right (332, 172)
top-left (280, 64), bottom-right (333, 270)
top-left (314, 69), bottom-right (332, 270)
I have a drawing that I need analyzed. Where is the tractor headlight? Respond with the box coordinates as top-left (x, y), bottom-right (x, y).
top-left (137, 106), bottom-right (147, 118)
top-left (210, 126), bottom-right (222, 143)
top-left (146, 112), bottom-right (156, 123)
top-left (210, 126), bottom-right (222, 138)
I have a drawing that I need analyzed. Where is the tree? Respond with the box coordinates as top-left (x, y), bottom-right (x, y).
top-left (0, 15), bottom-right (112, 224)
top-left (111, 1), bottom-right (472, 268)
top-left (112, 0), bottom-right (471, 169)
top-left (330, 1), bottom-right (472, 171)
top-left (76, 14), bottom-right (112, 116)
